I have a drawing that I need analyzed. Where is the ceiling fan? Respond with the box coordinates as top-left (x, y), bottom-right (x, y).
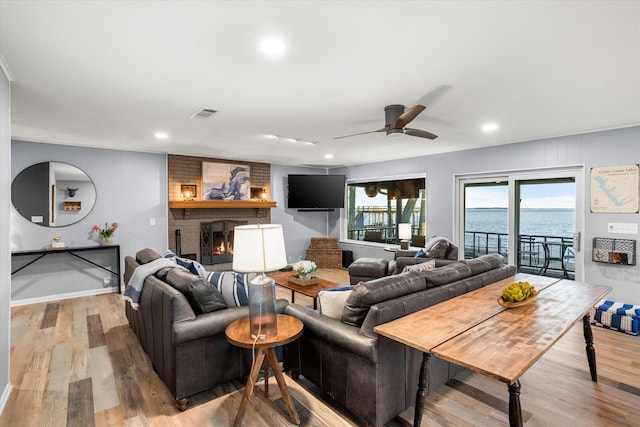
top-left (334, 104), bottom-right (438, 140)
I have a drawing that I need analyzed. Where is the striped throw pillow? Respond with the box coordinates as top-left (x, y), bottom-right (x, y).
top-left (205, 271), bottom-right (257, 307)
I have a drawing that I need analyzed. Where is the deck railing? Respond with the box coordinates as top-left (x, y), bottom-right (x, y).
top-left (464, 231), bottom-right (574, 279)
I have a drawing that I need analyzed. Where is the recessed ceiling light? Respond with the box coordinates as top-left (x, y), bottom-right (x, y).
top-left (482, 123), bottom-right (498, 132)
top-left (154, 132), bottom-right (169, 140)
top-left (324, 154), bottom-right (334, 159)
top-left (260, 38), bottom-right (287, 54)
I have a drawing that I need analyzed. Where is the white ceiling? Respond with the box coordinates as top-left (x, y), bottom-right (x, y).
top-left (1, 1), bottom-right (639, 167)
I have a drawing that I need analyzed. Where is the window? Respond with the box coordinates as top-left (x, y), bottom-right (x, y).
top-left (346, 177), bottom-right (426, 245)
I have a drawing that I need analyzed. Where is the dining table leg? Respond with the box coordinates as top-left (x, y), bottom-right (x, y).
top-left (508, 380), bottom-right (523, 427)
top-left (583, 313), bottom-right (598, 381)
top-left (413, 352), bottom-right (431, 427)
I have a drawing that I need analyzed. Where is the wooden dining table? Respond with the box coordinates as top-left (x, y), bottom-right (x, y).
top-left (374, 273), bottom-right (611, 427)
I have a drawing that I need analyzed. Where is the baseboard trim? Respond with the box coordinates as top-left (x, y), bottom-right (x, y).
top-left (10, 287), bottom-right (118, 307)
top-left (0, 382), bottom-right (12, 417)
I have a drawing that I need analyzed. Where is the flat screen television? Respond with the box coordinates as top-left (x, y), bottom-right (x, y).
top-left (287, 174), bottom-right (346, 210)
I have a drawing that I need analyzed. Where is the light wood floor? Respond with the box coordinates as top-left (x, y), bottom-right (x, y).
top-left (1, 268), bottom-right (639, 426)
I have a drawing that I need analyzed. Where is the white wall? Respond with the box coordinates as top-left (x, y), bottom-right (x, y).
top-left (0, 61), bottom-right (12, 416)
top-left (331, 126), bottom-right (640, 303)
top-left (11, 140), bottom-right (168, 303)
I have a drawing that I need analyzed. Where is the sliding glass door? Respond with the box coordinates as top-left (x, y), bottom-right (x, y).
top-left (463, 181), bottom-right (509, 260)
top-left (456, 167), bottom-right (583, 280)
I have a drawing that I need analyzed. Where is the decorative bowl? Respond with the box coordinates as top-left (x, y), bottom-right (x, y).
top-left (288, 274), bottom-right (320, 286)
top-left (497, 290), bottom-right (540, 308)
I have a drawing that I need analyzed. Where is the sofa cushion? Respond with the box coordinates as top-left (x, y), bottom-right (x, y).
top-left (136, 248), bottom-right (161, 264)
top-left (205, 271), bottom-right (257, 308)
top-left (341, 273), bottom-right (426, 327)
top-left (402, 259), bottom-right (436, 273)
top-left (319, 285), bottom-right (355, 320)
top-left (460, 253), bottom-right (504, 275)
top-left (422, 263), bottom-right (473, 289)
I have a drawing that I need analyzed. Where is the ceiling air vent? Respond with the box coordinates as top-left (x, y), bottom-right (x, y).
top-left (190, 108), bottom-right (217, 119)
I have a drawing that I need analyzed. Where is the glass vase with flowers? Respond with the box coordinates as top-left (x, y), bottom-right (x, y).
top-left (93, 222), bottom-right (118, 245)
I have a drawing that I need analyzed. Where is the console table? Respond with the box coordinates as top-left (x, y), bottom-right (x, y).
top-left (11, 245), bottom-right (122, 293)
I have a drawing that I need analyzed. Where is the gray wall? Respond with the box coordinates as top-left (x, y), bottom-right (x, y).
top-left (10, 140), bottom-right (168, 303)
top-left (271, 164), bottom-right (340, 264)
top-left (0, 64), bottom-right (11, 414)
top-left (331, 126), bottom-right (640, 303)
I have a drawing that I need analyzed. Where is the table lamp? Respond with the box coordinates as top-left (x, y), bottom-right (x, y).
top-left (233, 224), bottom-right (287, 340)
top-left (398, 223), bottom-right (412, 250)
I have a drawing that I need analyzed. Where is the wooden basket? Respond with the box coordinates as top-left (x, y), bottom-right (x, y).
top-left (310, 237), bottom-right (339, 249)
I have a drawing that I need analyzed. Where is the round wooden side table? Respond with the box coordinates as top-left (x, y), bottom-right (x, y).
top-left (225, 314), bottom-right (303, 426)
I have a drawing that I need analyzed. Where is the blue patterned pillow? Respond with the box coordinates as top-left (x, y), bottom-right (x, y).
top-left (414, 249), bottom-right (427, 258)
top-left (205, 271), bottom-right (257, 307)
top-left (164, 251), bottom-right (207, 277)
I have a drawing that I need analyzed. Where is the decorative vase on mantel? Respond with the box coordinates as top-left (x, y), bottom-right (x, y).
top-left (101, 236), bottom-right (113, 246)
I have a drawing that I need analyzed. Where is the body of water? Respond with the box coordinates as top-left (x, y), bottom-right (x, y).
top-left (465, 208), bottom-right (575, 237)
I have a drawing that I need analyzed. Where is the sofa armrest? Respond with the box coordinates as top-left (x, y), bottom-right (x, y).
top-left (174, 306), bottom-right (249, 344)
top-left (395, 250), bottom-right (419, 258)
top-left (173, 299), bottom-right (288, 344)
top-left (284, 304), bottom-right (378, 362)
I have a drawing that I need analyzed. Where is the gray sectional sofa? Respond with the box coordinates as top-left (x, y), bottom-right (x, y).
top-left (123, 248), bottom-right (288, 409)
top-left (283, 253), bottom-right (516, 427)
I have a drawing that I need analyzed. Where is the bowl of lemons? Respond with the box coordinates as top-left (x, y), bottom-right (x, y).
top-left (498, 281), bottom-right (539, 308)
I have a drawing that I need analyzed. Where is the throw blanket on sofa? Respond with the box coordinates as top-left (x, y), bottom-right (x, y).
top-left (124, 257), bottom-right (186, 309)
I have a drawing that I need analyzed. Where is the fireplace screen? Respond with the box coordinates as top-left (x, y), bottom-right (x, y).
top-left (200, 220), bottom-right (248, 264)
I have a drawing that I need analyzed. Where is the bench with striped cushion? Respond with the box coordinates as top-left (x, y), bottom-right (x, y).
top-left (590, 299), bottom-right (640, 335)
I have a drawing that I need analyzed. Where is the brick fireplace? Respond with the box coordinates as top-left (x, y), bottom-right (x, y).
top-left (200, 219), bottom-right (248, 264)
top-left (167, 155), bottom-right (272, 269)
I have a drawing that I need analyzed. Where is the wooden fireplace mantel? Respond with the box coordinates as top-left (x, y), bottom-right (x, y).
top-left (169, 200), bottom-right (277, 219)
top-left (169, 200), bottom-right (276, 209)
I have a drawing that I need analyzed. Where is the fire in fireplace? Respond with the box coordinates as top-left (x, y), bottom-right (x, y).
top-left (200, 220), bottom-right (248, 264)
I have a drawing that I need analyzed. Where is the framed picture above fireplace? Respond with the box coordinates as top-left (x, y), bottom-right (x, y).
top-left (202, 161), bottom-right (251, 201)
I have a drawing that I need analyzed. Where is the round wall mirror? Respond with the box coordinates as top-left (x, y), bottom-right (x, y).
top-left (11, 162), bottom-right (97, 227)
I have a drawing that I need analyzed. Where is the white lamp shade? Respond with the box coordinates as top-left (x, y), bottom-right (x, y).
top-left (398, 223), bottom-right (412, 240)
top-left (232, 224), bottom-right (288, 273)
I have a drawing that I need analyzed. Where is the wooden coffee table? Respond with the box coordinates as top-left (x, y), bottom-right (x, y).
top-left (225, 314), bottom-right (303, 426)
top-left (375, 273), bottom-right (611, 427)
top-left (269, 271), bottom-right (345, 309)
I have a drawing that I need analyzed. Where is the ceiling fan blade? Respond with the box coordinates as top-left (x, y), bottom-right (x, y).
top-left (404, 128), bottom-right (438, 140)
top-left (333, 126), bottom-right (389, 140)
top-left (394, 105), bottom-right (426, 128)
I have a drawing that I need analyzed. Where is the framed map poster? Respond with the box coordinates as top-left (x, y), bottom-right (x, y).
top-left (590, 164), bottom-right (639, 213)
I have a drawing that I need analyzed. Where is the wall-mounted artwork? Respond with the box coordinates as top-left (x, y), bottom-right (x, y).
top-left (201, 161), bottom-right (251, 200)
top-left (590, 164), bottom-right (639, 213)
